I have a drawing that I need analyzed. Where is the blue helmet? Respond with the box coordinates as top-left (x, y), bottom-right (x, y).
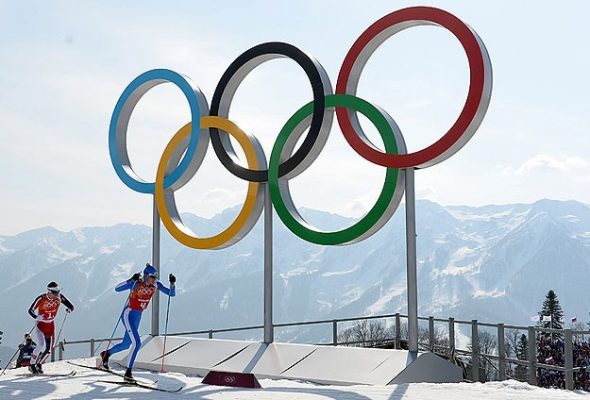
top-left (143, 263), bottom-right (157, 279)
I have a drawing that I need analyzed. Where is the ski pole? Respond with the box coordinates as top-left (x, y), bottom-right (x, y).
top-left (0, 324), bottom-right (36, 377)
top-left (160, 293), bottom-right (172, 373)
top-left (54, 312), bottom-right (68, 346)
top-left (95, 310), bottom-right (123, 357)
top-left (40, 312), bottom-right (68, 364)
top-left (97, 280), bottom-right (136, 369)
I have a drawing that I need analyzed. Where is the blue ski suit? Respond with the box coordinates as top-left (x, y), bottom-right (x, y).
top-left (107, 278), bottom-right (175, 369)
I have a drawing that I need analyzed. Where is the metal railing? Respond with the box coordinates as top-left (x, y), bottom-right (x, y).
top-left (58, 336), bottom-right (123, 359)
top-left (52, 313), bottom-right (590, 391)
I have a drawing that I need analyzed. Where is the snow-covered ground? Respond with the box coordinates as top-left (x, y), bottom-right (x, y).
top-left (1, 359), bottom-right (589, 399)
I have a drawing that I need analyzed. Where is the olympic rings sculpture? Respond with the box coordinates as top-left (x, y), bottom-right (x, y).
top-left (109, 6), bottom-right (492, 249)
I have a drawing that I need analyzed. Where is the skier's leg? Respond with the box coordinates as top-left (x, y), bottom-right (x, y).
top-left (38, 335), bottom-right (53, 366)
top-left (107, 309), bottom-right (133, 355)
top-left (126, 311), bottom-right (142, 369)
top-left (30, 325), bottom-right (45, 366)
top-left (34, 322), bottom-right (54, 369)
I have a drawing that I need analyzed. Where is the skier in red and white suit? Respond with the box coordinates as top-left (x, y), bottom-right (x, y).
top-left (27, 281), bottom-right (74, 374)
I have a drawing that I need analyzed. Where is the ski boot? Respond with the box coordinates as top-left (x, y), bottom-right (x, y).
top-left (124, 368), bottom-right (135, 383)
top-left (36, 363), bottom-right (43, 374)
top-left (99, 350), bottom-right (110, 370)
top-left (28, 364), bottom-right (38, 375)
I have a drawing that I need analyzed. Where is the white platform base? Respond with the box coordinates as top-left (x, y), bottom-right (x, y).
top-left (108, 336), bottom-right (462, 386)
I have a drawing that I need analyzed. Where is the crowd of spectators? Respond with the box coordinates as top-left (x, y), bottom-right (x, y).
top-left (536, 335), bottom-right (590, 391)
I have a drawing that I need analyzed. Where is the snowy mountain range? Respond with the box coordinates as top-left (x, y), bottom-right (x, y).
top-left (1, 199), bottom-right (589, 356)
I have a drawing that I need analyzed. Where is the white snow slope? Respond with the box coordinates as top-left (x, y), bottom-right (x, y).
top-left (0, 359), bottom-right (589, 400)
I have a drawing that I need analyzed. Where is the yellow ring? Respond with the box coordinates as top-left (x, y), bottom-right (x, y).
top-left (155, 116), bottom-right (262, 249)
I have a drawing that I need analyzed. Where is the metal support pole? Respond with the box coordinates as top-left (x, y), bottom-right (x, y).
top-left (471, 320), bottom-right (479, 382)
top-left (565, 329), bottom-right (574, 390)
top-left (58, 342), bottom-right (63, 361)
top-left (449, 318), bottom-right (455, 358)
top-left (498, 323), bottom-right (506, 381)
top-left (404, 168), bottom-right (418, 354)
top-left (332, 320), bottom-right (338, 346)
top-left (428, 316), bottom-right (435, 352)
top-left (395, 313), bottom-right (401, 350)
top-left (151, 196), bottom-right (161, 337)
top-left (208, 330), bottom-right (213, 339)
top-left (527, 326), bottom-right (537, 385)
top-left (90, 338), bottom-right (95, 357)
top-left (263, 183), bottom-right (274, 344)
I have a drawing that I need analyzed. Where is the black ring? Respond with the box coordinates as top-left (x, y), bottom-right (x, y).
top-left (210, 42), bottom-right (331, 182)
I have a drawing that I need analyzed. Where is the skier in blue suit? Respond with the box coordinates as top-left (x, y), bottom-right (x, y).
top-left (100, 263), bottom-right (176, 382)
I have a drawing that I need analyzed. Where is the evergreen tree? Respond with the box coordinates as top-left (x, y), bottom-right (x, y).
top-left (538, 290), bottom-right (564, 336)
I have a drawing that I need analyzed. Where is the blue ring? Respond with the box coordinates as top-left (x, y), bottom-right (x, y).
top-left (108, 69), bottom-right (203, 194)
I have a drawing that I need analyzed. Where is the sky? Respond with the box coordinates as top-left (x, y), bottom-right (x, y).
top-left (1, 0), bottom-right (589, 236)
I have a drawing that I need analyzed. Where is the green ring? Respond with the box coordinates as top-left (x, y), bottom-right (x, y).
top-left (269, 93), bottom-right (401, 245)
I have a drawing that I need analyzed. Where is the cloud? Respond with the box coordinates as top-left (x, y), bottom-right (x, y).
top-left (182, 188), bottom-right (248, 218)
top-left (335, 182), bottom-right (438, 216)
top-left (416, 186), bottom-right (438, 202)
top-left (337, 190), bottom-right (382, 218)
top-left (201, 188), bottom-right (238, 202)
top-left (502, 154), bottom-right (589, 176)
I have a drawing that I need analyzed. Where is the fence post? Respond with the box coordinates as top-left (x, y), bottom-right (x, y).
top-left (332, 320), bottom-right (338, 346)
top-left (449, 318), bottom-right (455, 358)
top-left (58, 341), bottom-right (64, 361)
top-left (428, 316), bottom-right (435, 352)
top-left (565, 329), bottom-right (574, 390)
top-left (497, 323), bottom-right (506, 381)
top-left (471, 320), bottom-right (479, 382)
top-left (90, 339), bottom-right (95, 357)
top-left (208, 330), bottom-right (213, 339)
top-left (527, 326), bottom-right (537, 386)
top-left (395, 313), bottom-right (401, 350)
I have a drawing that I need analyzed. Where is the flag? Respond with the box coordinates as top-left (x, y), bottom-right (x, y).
top-left (531, 315), bottom-right (540, 322)
top-left (542, 315), bottom-right (552, 322)
top-left (572, 316), bottom-right (577, 323)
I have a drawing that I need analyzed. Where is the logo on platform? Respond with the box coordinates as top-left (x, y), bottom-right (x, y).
top-left (109, 7), bottom-right (492, 250)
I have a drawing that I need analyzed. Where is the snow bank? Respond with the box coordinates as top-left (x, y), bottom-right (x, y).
top-left (0, 358), bottom-right (588, 399)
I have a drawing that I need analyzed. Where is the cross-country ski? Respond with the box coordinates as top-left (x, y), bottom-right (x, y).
top-left (94, 379), bottom-right (183, 393)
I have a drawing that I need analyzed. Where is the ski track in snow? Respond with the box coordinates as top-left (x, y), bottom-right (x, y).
top-left (1, 359), bottom-right (590, 399)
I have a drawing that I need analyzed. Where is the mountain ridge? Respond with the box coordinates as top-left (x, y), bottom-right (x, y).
top-left (0, 198), bottom-right (588, 353)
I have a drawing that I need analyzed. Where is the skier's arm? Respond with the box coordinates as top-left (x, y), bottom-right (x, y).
top-left (114, 280), bottom-right (134, 292)
top-left (28, 295), bottom-right (43, 319)
top-left (157, 281), bottom-right (176, 297)
top-left (115, 272), bottom-right (140, 292)
top-left (60, 293), bottom-right (75, 312)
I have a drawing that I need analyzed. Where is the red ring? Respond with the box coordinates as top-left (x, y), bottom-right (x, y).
top-left (336, 6), bottom-right (488, 169)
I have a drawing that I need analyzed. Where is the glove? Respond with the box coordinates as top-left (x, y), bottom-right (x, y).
top-left (169, 273), bottom-right (176, 284)
top-left (66, 308), bottom-right (73, 314)
top-left (130, 273), bottom-right (140, 282)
